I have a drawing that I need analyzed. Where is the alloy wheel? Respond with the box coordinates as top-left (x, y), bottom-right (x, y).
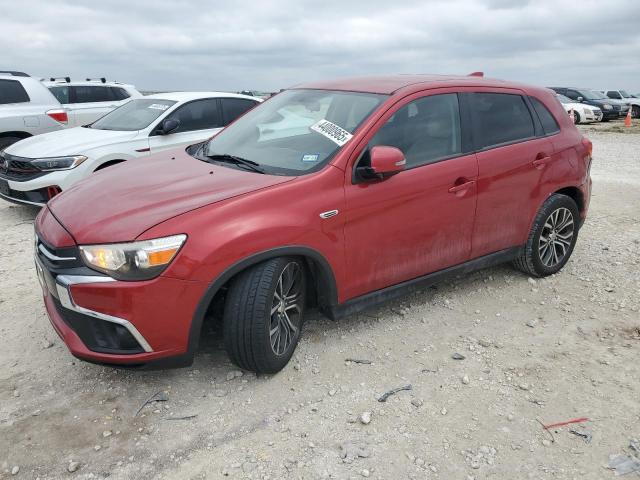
top-left (538, 207), bottom-right (574, 268)
top-left (269, 262), bottom-right (303, 356)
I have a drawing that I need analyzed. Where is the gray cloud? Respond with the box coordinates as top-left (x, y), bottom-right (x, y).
top-left (1, 0), bottom-right (639, 93)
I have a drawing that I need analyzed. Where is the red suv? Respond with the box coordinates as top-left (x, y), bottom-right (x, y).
top-left (34, 75), bottom-right (592, 373)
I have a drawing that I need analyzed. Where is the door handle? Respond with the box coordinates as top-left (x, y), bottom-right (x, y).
top-left (448, 180), bottom-right (475, 194)
top-left (532, 153), bottom-right (552, 169)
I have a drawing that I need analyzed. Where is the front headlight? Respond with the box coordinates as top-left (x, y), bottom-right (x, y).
top-left (79, 234), bottom-right (187, 281)
top-left (31, 155), bottom-right (87, 171)
top-left (602, 104), bottom-right (612, 110)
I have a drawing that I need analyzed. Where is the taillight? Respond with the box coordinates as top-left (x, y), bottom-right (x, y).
top-left (581, 137), bottom-right (593, 157)
top-left (46, 109), bottom-right (68, 124)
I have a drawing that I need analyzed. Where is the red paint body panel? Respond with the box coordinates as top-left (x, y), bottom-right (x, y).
top-left (34, 74), bottom-right (592, 367)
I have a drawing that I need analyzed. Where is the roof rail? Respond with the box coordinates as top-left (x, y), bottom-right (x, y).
top-left (50, 76), bottom-right (71, 83)
top-left (468, 71), bottom-right (484, 77)
top-left (0, 71), bottom-right (30, 77)
top-left (86, 77), bottom-right (107, 83)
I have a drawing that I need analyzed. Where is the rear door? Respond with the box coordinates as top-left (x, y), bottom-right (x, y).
top-left (148, 98), bottom-right (224, 152)
top-left (343, 91), bottom-right (478, 300)
top-left (465, 90), bottom-right (554, 258)
top-left (65, 86), bottom-right (121, 126)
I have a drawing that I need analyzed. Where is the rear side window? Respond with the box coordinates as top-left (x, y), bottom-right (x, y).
top-left (111, 87), bottom-right (130, 101)
top-left (469, 93), bottom-right (535, 149)
top-left (221, 98), bottom-right (258, 125)
top-left (529, 97), bottom-right (560, 135)
top-left (0, 79), bottom-right (30, 104)
top-left (49, 86), bottom-right (70, 104)
top-left (166, 98), bottom-right (222, 132)
top-left (71, 86), bottom-right (115, 103)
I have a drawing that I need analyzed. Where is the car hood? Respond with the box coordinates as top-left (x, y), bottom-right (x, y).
top-left (4, 127), bottom-right (138, 158)
top-left (48, 149), bottom-right (294, 244)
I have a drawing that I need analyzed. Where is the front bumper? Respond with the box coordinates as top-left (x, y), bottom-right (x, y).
top-left (35, 237), bottom-right (209, 368)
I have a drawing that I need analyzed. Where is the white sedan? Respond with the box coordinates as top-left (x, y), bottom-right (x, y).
top-left (556, 94), bottom-right (602, 124)
top-left (0, 92), bottom-right (260, 206)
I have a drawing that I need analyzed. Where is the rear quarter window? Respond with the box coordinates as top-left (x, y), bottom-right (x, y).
top-left (0, 79), bottom-right (30, 104)
top-left (469, 93), bottom-right (535, 149)
top-left (529, 97), bottom-right (560, 135)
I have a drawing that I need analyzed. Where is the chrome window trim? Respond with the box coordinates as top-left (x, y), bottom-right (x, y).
top-left (55, 274), bottom-right (153, 353)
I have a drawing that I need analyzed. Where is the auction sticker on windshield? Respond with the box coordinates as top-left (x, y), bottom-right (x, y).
top-left (148, 104), bottom-right (170, 110)
top-left (310, 119), bottom-right (353, 146)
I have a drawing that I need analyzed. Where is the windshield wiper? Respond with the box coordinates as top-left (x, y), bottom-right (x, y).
top-left (205, 153), bottom-right (266, 174)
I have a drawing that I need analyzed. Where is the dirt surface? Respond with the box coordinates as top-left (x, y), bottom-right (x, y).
top-left (1, 129), bottom-right (639, 480)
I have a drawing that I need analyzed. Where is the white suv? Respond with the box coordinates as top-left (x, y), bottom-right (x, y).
top-left (0, 71), bottom-right (68, 150)
top-left (43, 77), bottom-right (142, 126)
top-left (599, 90), bottom-right (640, 118)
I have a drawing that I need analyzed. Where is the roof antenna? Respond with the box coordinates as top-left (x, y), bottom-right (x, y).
top-left (468, 71), bottom-right (484, 77)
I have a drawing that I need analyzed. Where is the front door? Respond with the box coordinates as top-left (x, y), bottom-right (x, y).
top-left (343, 92), bottom-right (478, 300)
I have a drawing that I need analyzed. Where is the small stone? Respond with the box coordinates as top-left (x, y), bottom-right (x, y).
top-left (507, 414), bottom-right (515, 422)
top-left (102, 430), bottom-right (112, 437)
top-left (441, 407), bottom-right (448, 415)
top-left (478, 339), bottom-right (491, 348)
top-left (527, 277), bottom-right (537, 286)
top-left (451, 353), bottom-right (465, 360)
top-left (411, 398), bottom-right (423, 408)
top-left (462, 375), bottom-right (470, 385)
top-left (94, 445), bottom-right (102, 451)
top-left (542, 439), bottom-right (552, 447)
top-left (11, 466), bottom-right (19, 475)
top-left (67, 461), bottom-right (80, 473)
top-left (526, 319), bottom-right (538, 328)
top-left (360, 469), bottom-right (370, 477)
top-left (359, 412), bottom-right (372, 425)
top-left (518, 383), bottom-right (530, 391)
top-left (13, 390), bottom-right (20, 397)
top-left (42, 338), bottom-right (54, 349)
top-left (328, 389), bottom-right (337, 396)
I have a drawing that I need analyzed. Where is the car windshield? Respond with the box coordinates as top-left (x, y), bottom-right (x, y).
top-left (619, 90), bottom-right (631, 97)
top-left (556, 94), bottom-right (573, 104)
top-left (580, 90), bottom-right (606, 100)
top-left (201, 89), bottom-right (386, 175)
top-left (90, 99), bottom-right (177, 131)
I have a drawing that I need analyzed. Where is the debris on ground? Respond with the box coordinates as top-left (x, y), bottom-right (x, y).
top-left (542, 417), bottom-right (589, 430)
top-left (569, 428), bottom-right (592, 444)
top-left (339, 442), bottom-right (371, 464)
top-left (608, 453), bottom-right (640, 476)
top-left (345, 358), bottom-right (372, 364)
top-left (377, 384), bottom-right (412, 402)
top-left (165, 415), bottom-right (198, 421)
top-left (134, 391), bottom-right (169, 417)
top-left (451, 353), bottom-right (466, 360)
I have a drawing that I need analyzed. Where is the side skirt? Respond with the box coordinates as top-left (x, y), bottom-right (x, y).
top-left (325, 246), bottom-right (523, 321)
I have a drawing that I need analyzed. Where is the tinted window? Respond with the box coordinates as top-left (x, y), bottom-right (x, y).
top-left (166, 99), bottom-right (222, 133)
top-left (0, 79), bottom-right (30, 104)
top-left (607, 91), bottom-right (621, 99)
top-left (71, 85), bottom-right (114, 103)
top-left (370, 93), bottom-right (461, 168)
top-left (565, 90), bottom-right (580, 100)
top-left (530, 97), bottom-right (560, 135)
top-left (469, 93), bottom-right (535, 149)
top-left (49, 86), bottom-right (70, 104)
top-left (221, 98), bottom-right (258, 125)
top-left (110, 87), bottom-right (130, 101)
top-left (91, 99), bottom-right (176, 131)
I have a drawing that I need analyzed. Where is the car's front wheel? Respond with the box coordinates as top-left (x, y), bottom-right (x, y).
top-left (572, 110), bottom-right (581, 124)
top-left (513, 194), bottom-right (580, 277)
top-left (223, 257), bottom-right (306, 373)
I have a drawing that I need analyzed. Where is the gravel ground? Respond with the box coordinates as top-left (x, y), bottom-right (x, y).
top-left (1, 129), bottom-right (639, 480)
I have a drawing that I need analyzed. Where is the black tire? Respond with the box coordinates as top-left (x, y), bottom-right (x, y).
top-left (572, 111), bottom-right (581, 124)
top-left (513, 194), bottom-right (580, 277)
top-left (223, 257), bottom-right (306, 373)
top-left (0, 136), bottom-right (23, 151)
top-left (632, 105), bottom-right (640, 119)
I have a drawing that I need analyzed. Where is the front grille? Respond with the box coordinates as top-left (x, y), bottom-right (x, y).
top-left (612, 104), bottom-right (621, 111)
top-left (52, 297), bottom-right (144, 355)
top-left (0, 153), bottom-right (47, 181)
top-left (36, 236), bottom-right (84, 270)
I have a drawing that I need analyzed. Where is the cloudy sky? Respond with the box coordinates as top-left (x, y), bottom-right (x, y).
top-left (2, 0), bottom-right (639, 93)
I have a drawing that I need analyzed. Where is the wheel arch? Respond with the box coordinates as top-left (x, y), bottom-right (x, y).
top-left (186, 245), bottom-right (339, 358)
top-left (0, 131), bottom-right (32, 140)
top-left (94, 159), bottom-right (126, 171)
top-left (554, 186), bottom-right (584, 215)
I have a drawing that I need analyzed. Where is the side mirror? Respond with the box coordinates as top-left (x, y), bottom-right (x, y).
top-left (576, 96), bottom-right (584, 102)
top-left (357, 146), bottom-right (406, 181)
top-left (160, 118), bottom-right (180, 135)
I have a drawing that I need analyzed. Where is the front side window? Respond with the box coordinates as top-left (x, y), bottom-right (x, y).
top-left (90, 99), bottom-right (176, 131)
top-left (0, 80), bottom-right (30, 104)
top-left (607, 91), bottom-right (622, 99)
top-left (201, 89), bottom-right (386, 175)
top-left (164, 99), bottom-right (222, 133)
top-left (71, 86), bottom-right (114, 103)
top-left (469, 93), bottom-right (535, 149)
top-left (221, 98), bottom-right (258, 125)
top-left (529, 97), bottom-right (560, 135)
top-left (369, 93), bottom-right (461, 168)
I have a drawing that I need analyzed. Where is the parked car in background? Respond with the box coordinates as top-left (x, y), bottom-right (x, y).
top-left (0, 92), bottom-right (260, 206)
top-left (549, 87), bottom-right (620, 121)
top-left (43, 78), bottom-right (142, 127)
top-left (598, 90), bottom-right (640, 118)
top-left (556, 94), bottom-right (602, 124)
top-left (0, 71), bottom-right (68, 150)
top-left (33, 74), bottom-right (592, 373)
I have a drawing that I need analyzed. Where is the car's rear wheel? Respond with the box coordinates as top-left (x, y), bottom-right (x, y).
top-left (632, 105), bottom-right (640, 119)
top-left (223, 257), bottom-right (306, 373)
top-left (513, 194), bottom-right (580, 277)
top-left (572, 110), bottom-right (581, 124)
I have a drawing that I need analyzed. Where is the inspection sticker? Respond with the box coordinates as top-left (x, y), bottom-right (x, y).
top-left (310, 119), bottom-right (353, 146)
top-left (148, 104), bottom-right (170, 110)
top-left (301, 153), bottom-right (320, 162)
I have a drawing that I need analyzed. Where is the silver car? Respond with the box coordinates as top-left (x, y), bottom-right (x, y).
top-left (0, 71), bottom-right (68, 150)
